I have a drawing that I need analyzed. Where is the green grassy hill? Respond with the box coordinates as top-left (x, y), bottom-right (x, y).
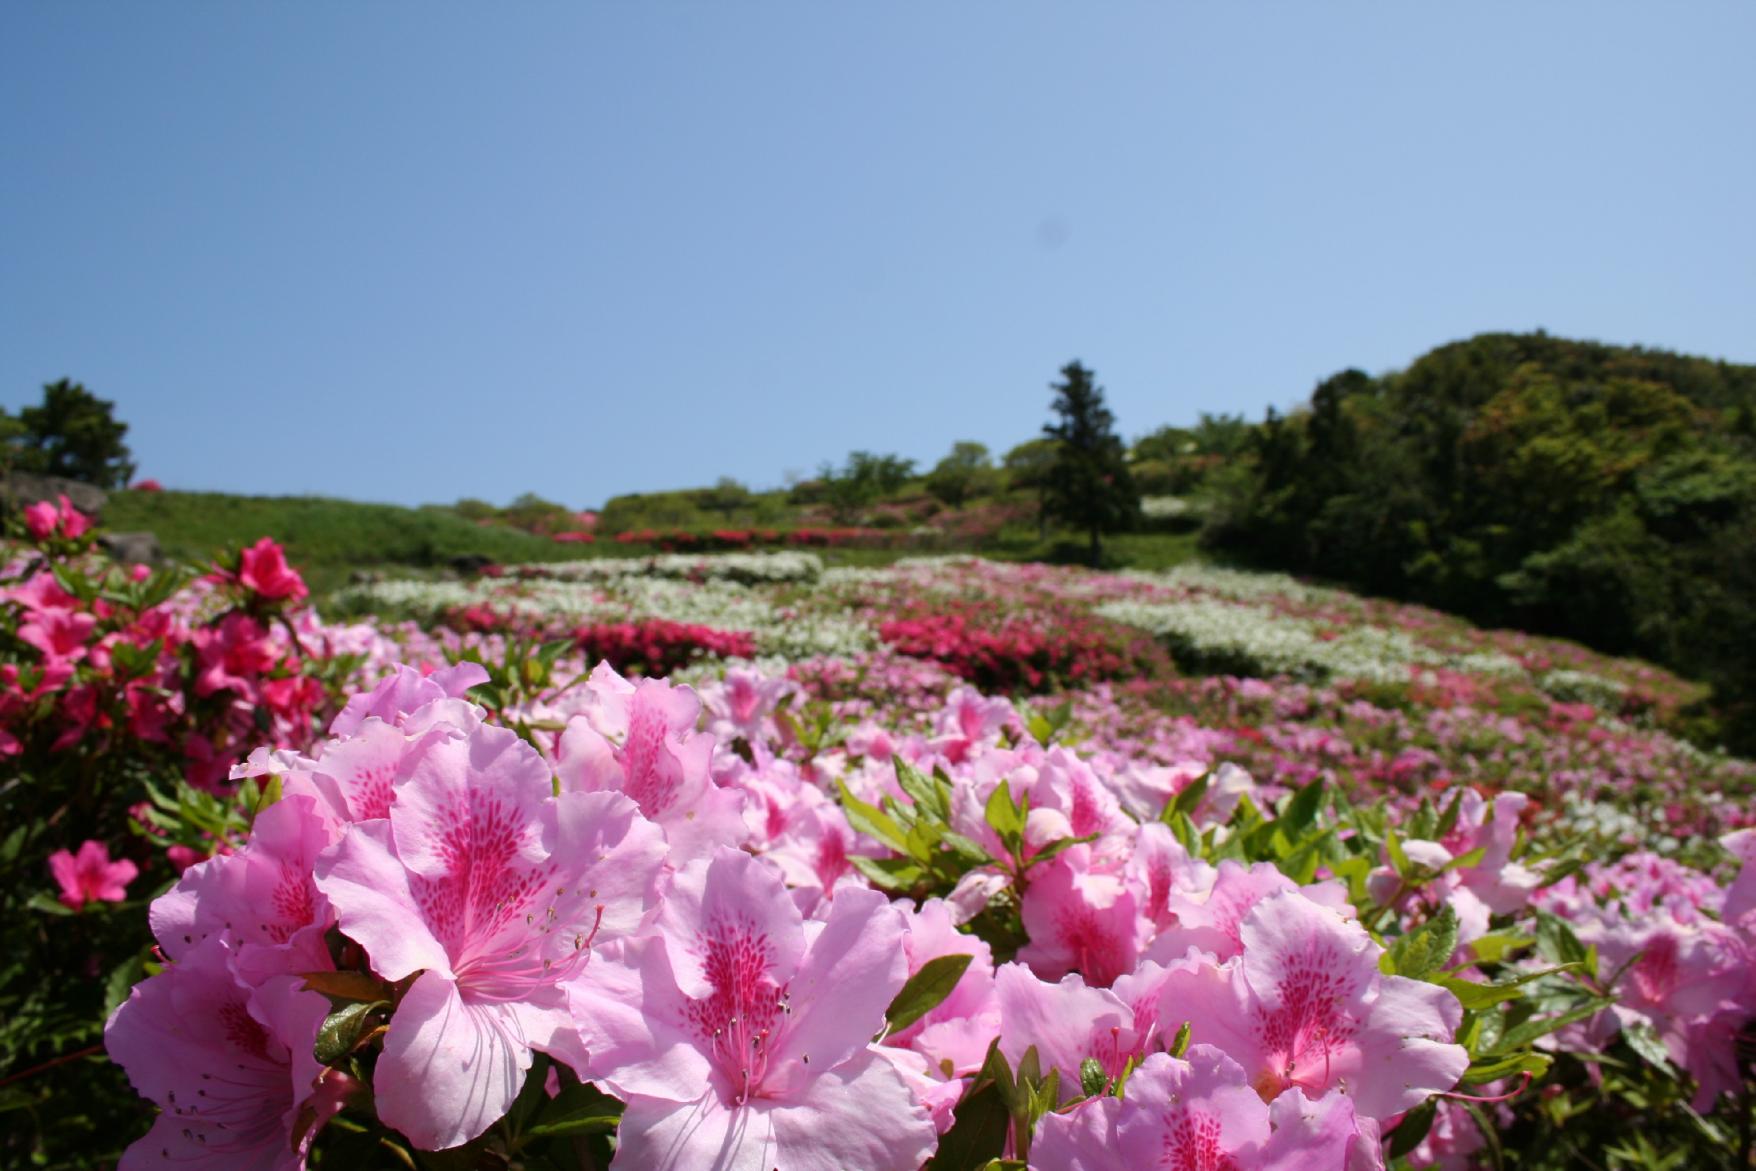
top-left (104, 490), bottom-right (605, 594)
top-left (100, 488), bottom-right (1207, 596)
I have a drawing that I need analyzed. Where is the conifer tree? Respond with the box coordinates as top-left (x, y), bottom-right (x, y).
top-left (1042, 361), bottom-right (1139, 565)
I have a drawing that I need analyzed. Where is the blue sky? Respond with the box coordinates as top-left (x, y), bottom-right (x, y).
top-left (4, 3), bottom-right (1753, 508)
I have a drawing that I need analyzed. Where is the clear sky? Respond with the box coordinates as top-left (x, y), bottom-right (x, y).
top-left (4, 2), bottom-right (1753, 509)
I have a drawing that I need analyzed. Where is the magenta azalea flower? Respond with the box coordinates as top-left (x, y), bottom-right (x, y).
top-left (238, 537), bottom-right (308, 602)
top-left (314, 721), bottom-right (667, 1150)
top-left (49, 839), bottom-right (137, 909)
top-left (570, 848), bottom-right (937, 1170)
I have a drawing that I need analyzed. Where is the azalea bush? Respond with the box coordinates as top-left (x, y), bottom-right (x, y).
top-left (0, 515), bottom-right (394, 1166)
top-left (96, 656), bottom-right (1756, 1170)
top-left (8, 532), bottom-right (1756, 1169)
top-left (876, 597), bottom-right (1171, 694)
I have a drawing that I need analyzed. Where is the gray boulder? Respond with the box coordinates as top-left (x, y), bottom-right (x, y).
top-left (101, 531), bottom-right (163, 565)
top-left (1, 472), bottom-right (108, 517)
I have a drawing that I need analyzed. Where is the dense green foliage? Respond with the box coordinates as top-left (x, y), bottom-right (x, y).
top-left (1204, 331), bottom-right (1756, 745)
top-left (3, 380), bottom-right (136, 488)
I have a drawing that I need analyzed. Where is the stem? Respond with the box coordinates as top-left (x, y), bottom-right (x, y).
top-left (0, 1044), bottom-right (104, 1089)
top-left (379, 1138), bottom-right (418, 1170)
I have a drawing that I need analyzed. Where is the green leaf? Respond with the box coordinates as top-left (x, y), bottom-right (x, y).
top-left (103, 952), bottom-right (147, 1017)
top-left (1022, 833), bottom-right (1099, 870)
top-left (301, 970), bottom-right (393, 1003)
top-left (1279, 778), bottom-right (1326, 833)
top-left (1163, 775), bottom-right (1209, 822)
top-left (886, 954), bottom-right (974, 1034)
top-left (896, 758), bottom-right (949, 822)
top-left (849, 855), bottom-right (927, 891)
top-left (1079, 1057), bottom-right (1107, 1098)
top-left (525, 1082), bottom-right (625, 1139)
top-left (928, 1079), bottom-right (1009, 1170)
top-left (1467, 931), bottom-right (1534, 965)
top-left (1618, 1021), bottom-right (1676, 1074)
top-left (26, 893), bottom-right (74, 916)
top-left (838, 781), bottom-right (910, 853)
top-left (1497, 997), bottom-right (1611, 1050)
top-left (314, 1000), bottom-right (386, 1064)
top-left (1533, 911), bottom-right (1591, 970)
top-left (1443, 845), bottom-right (1488, 873)
top-left (1387, 1098), bottom-right (1438, 1159)
top-left (1460, 1050), bottom-right (1551, 1085)
top-left (984, 784), bottom-right (1025, 843)
top-left (1433, 964), bottom-right (1577, 1011)
top-left (1385, 831), bottom-right (1413, 879)
top-left (1390, 904), bottom-right (1460, 981)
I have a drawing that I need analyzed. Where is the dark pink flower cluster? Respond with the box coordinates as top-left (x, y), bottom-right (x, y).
top-left (0, 551), bottom-right (343, 788)
top-left (572, 619), bottom-right (758, 676)
top-left (608, 525), bottom-right (893, 550)
top-left (878, 599), bottom-right (1170, 694)
top-left (23, 494), bottom-right (91, 542)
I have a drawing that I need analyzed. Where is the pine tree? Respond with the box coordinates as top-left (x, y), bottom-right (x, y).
top-left (13, 379), bottom-right (136, 489)
top-left (1042, 361), bottom-right (1139, 565)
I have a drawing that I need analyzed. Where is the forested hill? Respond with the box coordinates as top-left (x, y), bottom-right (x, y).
top-left (1203, 331), bottom-right (1756, 745)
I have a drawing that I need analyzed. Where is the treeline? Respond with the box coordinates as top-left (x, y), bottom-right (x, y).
top-left (1203, 331), bottom-right (1756, 744)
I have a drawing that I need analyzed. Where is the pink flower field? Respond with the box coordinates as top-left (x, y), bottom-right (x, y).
top-left (3, 523), bottom-right (1753, 1170)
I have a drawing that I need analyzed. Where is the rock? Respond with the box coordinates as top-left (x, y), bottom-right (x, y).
top-left (1, 472), bottom-right (108, 517)
top-left (101, 531), bottom-right (163, 565)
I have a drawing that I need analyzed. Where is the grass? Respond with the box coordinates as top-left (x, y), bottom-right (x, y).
top-left (102, 489), bottom-right (1212, 595)
top-left (105, 490), bottom-right (605, 595)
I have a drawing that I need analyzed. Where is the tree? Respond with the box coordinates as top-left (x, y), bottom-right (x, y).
top-left (817, 451), bottom-right (917, 522)
top-left (699, 476), bottom-right (752, 518)
top-left (10, 379), bottom-right (136, 488)
top-left (1042, 361), bottom-right (1139, 565)
top-left (925, 441), bottom-right (998, 508)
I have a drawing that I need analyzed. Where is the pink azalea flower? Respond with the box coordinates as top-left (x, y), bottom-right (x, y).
top-left (1722, 827), bottom-right (1756, 928)
top-left (314, 720), bottom-right (668, 1150)
top-left (1018, 844), bottom-right (1146, 987)
top-left (105, 937), bottom-right (329, 1170)
top-left (193, 613), bottom-right (280, 697)
top-left (885, 898), bottom-right (1000, 1074)
top-left (1126, 821), bottom-right (1215, 932)
top-left (238, 537), bottom-right (308, 602)
top-left (23, 499), bottom-right (59, 540)
top-left (327, 661), bottom-right (488, 736)
top-left (994, 962), bottom-right (1145, 1096)
top-left (149, 795), bottom-right (334, 984)
top-left (21, 494), bottom-right (87, 540)
top-left (17, 607), bottom-right (98, 666)
top-left (1148, 859), bottom-right (1353, 965)
top-left (702, 665), bottom-right (792, 741)
top-left (570, 848), bottom-right (938, 1171)
top-left (554, 665), bottom-right (744, 860)
top-left (1030, 1047), bottom-right (1383, 1171)
top-left (49, 840), bottom-right (138, 909)
top-left (1157, 889), bottom-right (1467, 1120)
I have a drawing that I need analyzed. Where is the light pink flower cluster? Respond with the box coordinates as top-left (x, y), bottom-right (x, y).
top-left (1532, 829), bottom-right (1756, 1110)
top-left (106, 663), bottom-right (1485, 1169)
